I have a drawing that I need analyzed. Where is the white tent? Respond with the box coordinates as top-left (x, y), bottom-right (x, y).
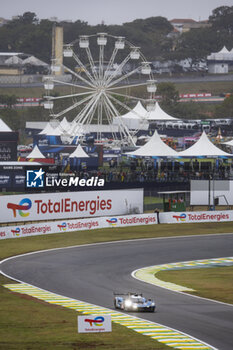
top-left (5, 56), bottom-right (23, 65)
top-left (126, 130), bottom-right (178, 157)
top-left (0, 119), bottom-right (12, 132)
top-left (23, 56), bottom-right (48, 67)
top-left (121, 101), bottom-right (147, 119)
top-left (207, 46), bottom-right (233, 61)
top-left (59, 117), bottom-right (71, 132)
top-left (26, 145), bottom-right (45, 159)
top-left (179, 131), bottom-right (232, 157)
top-left (113, 101), bottom-right (149, 130)
top-left (39, 122), bottom-right (55, 135)
top-left (146, 102), bottom-right (178, 121)
top-left (222, 139), bottom-right (233, 147)
top-left (69, 144), bottom-right (89, 158)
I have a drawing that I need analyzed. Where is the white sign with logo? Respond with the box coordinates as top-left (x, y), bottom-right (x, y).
top-left (78, 315), bottom-right (112, 333)
top-left (0, 213), bottom-right (157, 240)
top-left (0, 189), bottom-right (143, 223)
top-left (159, 210), bottom-right (233, 224)
top-left (105, 213), bottom-right (157, 227)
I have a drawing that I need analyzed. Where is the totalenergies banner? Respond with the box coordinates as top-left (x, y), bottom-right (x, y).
top-left (159, 210), bottom-right (233, 224)
top-left (0, 189), bottom-right (143, 224)
top-left (0, 213), bottom-right (157, 240)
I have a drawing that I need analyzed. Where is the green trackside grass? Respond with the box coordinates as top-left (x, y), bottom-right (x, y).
top-left (0, 275), bottom-right (170, 350)
top-left (156, 266), bottom-right (233, 305)
top-left (1, 222), bottom-right (233, 349)
top-left (1, 221), bottom-right (233, 261)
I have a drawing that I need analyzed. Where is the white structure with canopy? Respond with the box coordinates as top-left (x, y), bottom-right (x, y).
top-left (126, 130), bottom-right (178, 157)
top-left (178, 131), bottom-right (232, 157)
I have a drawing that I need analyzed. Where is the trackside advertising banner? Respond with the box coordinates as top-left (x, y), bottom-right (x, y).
top-left (159, 210), bottom-right (233, 224)
top-left (0, 213), bottom-right (157, 240)
top-left (78, 315), bottom-right (112, 333)
top-left (0, 189), bottom-right (143, 224)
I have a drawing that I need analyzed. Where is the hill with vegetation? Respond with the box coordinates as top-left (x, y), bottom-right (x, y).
top-left (0, 6), bottom-right (233, 63)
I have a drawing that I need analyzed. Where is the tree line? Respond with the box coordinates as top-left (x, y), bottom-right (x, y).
top-left (0, 6), bottom-right (233, 63)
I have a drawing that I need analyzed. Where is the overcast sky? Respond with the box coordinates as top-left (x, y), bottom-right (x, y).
top-left (1, 0), bottom-right (233, 24)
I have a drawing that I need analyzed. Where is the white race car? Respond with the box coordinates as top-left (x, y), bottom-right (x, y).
top-left (114, 293), bottom-right (156, 312)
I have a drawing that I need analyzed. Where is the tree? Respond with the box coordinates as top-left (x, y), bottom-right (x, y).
top-left (209, 6), bottom-right (233, 34)
top-left (157, 82), bottom-right (179, 105)
top-left (215, 94), bottom-right (233, 118)
top-left (0, 94), bottom-right (17, 108)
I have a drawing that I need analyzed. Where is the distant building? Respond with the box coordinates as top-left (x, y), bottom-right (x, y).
top-left (170, 19), bottom-right (210, 33)
top-left (0, 52), bottom-right (49, 75)
top-left (207, 46), bottom-right (233, 74)
top-left (0, 17), bottom-right (8, 27)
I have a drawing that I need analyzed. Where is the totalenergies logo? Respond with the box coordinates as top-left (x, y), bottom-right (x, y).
top-left (7, 198), bottom-right (32, 218)
top-left (173, 213), bottom-right (186, 222)
top-left (85, 316), bottom-right (104, 327)
top-left (11, 227), bottom-right (21, 236)
top-left (57, 222), bottom-right (67, 231)
top-left (106, 218), bottom-right (117, 226)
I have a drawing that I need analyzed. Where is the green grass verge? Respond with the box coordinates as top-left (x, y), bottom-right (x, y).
top-left (1, 80), bottom-right (233, 97)
top-left (0, 277), bottom-right (168, 350)
top-left (1, 221), bottom-right (233, 260)
top-left (1, 222), bottom-right (232, 349)
top-left (156, 266), bottom-right (233, 305)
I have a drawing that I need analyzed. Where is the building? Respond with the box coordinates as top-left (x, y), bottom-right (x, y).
top-left (207, 46), bottom-right (233, 74)
top-left (170, 19), bottom-right (210, 33)
top-left (0, 52), bottom-right (49, 75)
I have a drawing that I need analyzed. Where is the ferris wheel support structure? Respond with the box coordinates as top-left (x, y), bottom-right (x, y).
top-left (44, 33), bottom-right (157, 146)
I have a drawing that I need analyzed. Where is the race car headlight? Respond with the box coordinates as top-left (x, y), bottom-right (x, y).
top-left (133, 304), bottom-right (138, 309)
top-left (125, 299), bottom-right (132, 307)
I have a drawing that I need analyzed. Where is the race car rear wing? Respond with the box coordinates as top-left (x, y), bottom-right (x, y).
top-left (113, 292), bottom-right (143, 296)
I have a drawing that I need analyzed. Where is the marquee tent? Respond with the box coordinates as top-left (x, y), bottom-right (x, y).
top-left (126, 130), bottom-right (178, 157)
top-left (0, 119), bottom-right (12, 132)
top-left (69, 144), bottom-right (89, 158)
top-left (222, 139), bottom-right (233, 147)
top-left (207, 46), bottom-right (233, 61)
top-left (113, 101), bottom-right (149, 130)
top-left (146, 102), bottom-right (179, 121)
top-left (5, 56), bottom-right (23, 65)
top-left (39, 122), bottom-right (55, 135)
top-left (23, 56), bottom-right (48, 67)
top-left (59, 117), bottom-right (71, 132)
top-left (179, 131), bottom-right (232, 157)
top-left (26, 145), bottom-right (45, 159)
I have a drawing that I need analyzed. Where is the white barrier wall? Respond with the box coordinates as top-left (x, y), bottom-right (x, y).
top-left (190, 180), bottom-right (233, 205)
top-left (0, 189), bottom-right (143, 224)
top-left (1, 210), bottom-right (232, 240)
top-left (0, 213), bottom-right (157, 240)
top-left (159, 210), bottom-right (233, 224)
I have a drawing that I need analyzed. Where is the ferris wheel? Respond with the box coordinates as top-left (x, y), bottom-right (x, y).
top-left (43, 33), bottom-right (157, 146)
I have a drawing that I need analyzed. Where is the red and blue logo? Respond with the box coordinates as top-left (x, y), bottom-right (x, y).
top-left (11, 227), bottom-right (21, 236)
top-left (173, 213), bottom-right (187, 222)
top-left (84, 316), bottom-right (104, 327)
top-left (57, 222), bottom-right (67, 231)
top-left (7, 198), bottom-right (32, 218)
top-left (106, 218), bottom-right (117, 226)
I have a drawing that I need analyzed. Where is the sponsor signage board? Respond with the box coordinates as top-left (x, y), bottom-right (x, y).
top-left (159, 210), bottom-right (233, 224)
top-left (0, 213), bottom-right (157, 240)
top-left (0, 189), bottom-right (143, 224)
top-left (78, 315), bottom-right (111, 333)
top-left (106, 213), bottom-right (157, 227)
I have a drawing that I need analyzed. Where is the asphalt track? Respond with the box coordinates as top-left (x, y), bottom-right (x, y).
top-left (1, 233), bottom-right (233, 350)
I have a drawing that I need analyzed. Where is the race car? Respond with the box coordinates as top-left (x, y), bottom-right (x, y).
top-left (114, 292), bottom-right (156, 312)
